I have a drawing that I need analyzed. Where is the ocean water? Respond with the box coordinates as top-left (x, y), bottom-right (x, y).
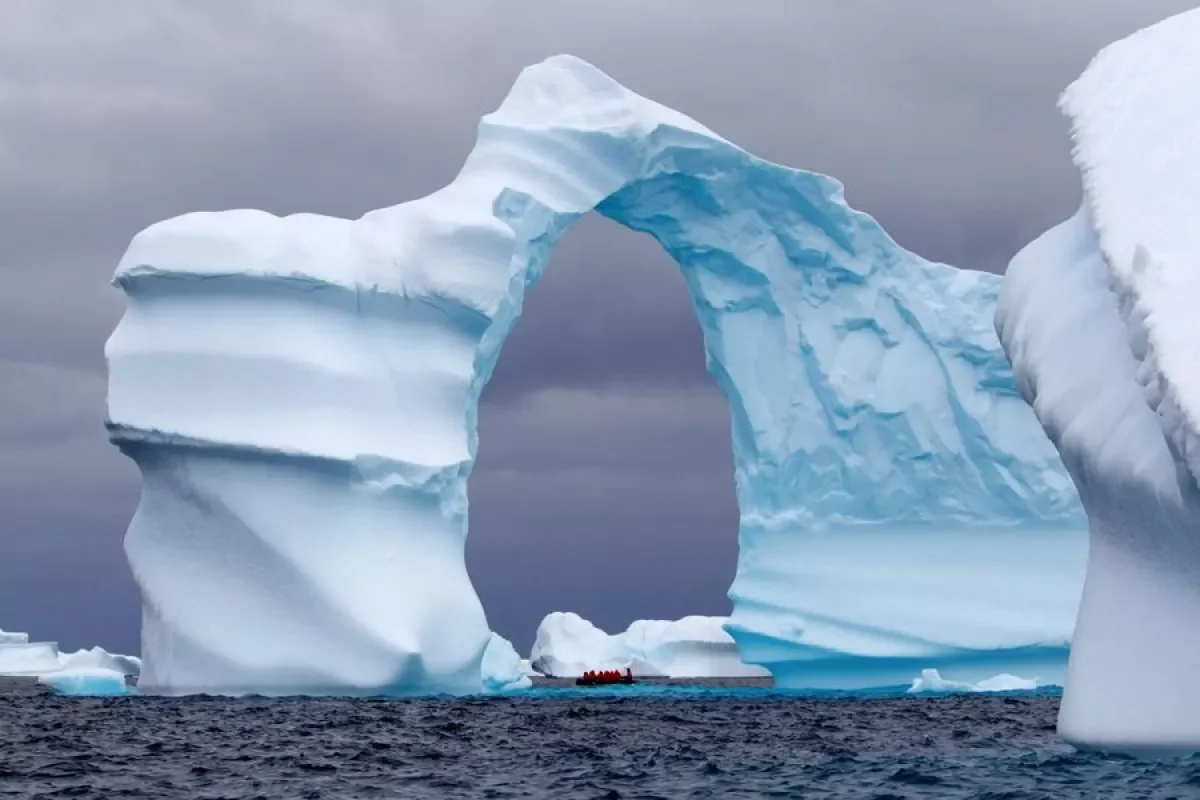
top-left (2, 685), bottom-right (1199, 799)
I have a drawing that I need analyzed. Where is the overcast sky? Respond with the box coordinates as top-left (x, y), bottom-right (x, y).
top-left (0, 0), bottom-right (1193, 655)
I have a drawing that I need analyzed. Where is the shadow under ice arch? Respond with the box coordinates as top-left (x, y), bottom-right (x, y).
top-left (106, 55), bottom-right (1084, 695)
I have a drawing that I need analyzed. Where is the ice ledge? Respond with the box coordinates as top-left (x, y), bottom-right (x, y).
top-left (107, 423), bottom-right (467, 495)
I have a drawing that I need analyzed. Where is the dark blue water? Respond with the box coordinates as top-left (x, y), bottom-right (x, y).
top-left (3, 687), bottom-right (1199, 798)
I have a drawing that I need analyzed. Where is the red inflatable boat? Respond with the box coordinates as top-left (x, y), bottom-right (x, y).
top-left (575, 668), bottom-right (636, 686)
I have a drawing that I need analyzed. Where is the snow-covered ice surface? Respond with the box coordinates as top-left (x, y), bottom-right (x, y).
top-left (531, 612), bottom-right (768, 678)
top-left (481, 633), bottom-right (532, 692)
top-left (531, 612), bottom-right (646, 678)
top-left (997, 8), bottom-right (1200, 755)
top-left (625, 617), bottom-right (771, 679)
top-left (107, 54), bottom-right (1085, 696)
top-left (58, 647), bottom-right (142, 677)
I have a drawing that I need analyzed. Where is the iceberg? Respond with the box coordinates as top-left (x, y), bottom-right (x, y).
top-left (906, 668), bottom-right (1042, 694)
top-left (58, 647), bottom-right (142, 677)
top-left (107, 53), bottom-right (1085, 695)
top-left (531, 612), bottom-right (769, 678)
top-left (996, 9), bottom-right (1200, 754)
top-left (531, 612), bottom-right (641, 678)
top-left (481, 633), bottom-right (532, 692)
top-left (0, 629), bottom-right (29, 645)
top-left (0, 641), bottom-right (63, 675)
top-left (0, 626), bottom-right (140, 697)
top-left (39, 668), bottom-right (131, 697)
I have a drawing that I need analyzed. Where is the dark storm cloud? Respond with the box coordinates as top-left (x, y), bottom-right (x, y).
top-left (0, 0), bottom-right (1193, 651)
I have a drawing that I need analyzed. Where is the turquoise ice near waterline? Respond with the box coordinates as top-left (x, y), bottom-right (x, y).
top-left (38, 669), bottom-right (132, 697)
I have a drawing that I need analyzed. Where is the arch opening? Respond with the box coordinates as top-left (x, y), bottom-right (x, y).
top-left (466, 212), bottom-right (740, 658)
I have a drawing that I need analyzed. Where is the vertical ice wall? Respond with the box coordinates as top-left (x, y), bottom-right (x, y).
top-left (997, 9), bottom-right (1200, 754)
top-left (108, 55), bottom-right (1082, 695)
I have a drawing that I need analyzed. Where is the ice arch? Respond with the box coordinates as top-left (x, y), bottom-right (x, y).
top-left (106, 55), bottom-right (1083, 695)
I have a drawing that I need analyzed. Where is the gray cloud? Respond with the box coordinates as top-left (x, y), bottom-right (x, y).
top-left (469, 388), bottom-right (739, 646)
top-left (0, 0), bottom-right (1192, 652)
top-left (485, 215), bottom-right (712, 401)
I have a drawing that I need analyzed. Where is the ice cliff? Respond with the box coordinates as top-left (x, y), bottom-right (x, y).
top-left (107, 54), bottom-right (1084, 696)
top-left (997, 9), bottom-right (1200, 754)
top-left (531, 612), bottom-right (769, 678)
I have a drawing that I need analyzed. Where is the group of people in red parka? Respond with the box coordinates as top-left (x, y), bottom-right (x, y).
top-left (582, 667), bottom-right (633, 683)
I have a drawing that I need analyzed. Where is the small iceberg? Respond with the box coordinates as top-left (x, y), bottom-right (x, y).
top-left (39, 667), bottom-right (132, 697)
top-left (907, 668), bottom-right (1043, 694)
top-left (1, 624), bottom-right (139, 695)
top-left (482, 633), bottom-right (532, 692)
top-left (531, 612), bottom-right (769, 678)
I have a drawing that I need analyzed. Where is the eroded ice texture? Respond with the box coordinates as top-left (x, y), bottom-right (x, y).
top-left (531, 612), bottom-right (768, 678)
top-left (108, 54), bottom-right (1084, 695)
top-left (997, 8), bottom-right (1200, 755)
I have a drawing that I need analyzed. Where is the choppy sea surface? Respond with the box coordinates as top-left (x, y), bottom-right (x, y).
top-left (3, 681), bottom-right (1199, 799)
